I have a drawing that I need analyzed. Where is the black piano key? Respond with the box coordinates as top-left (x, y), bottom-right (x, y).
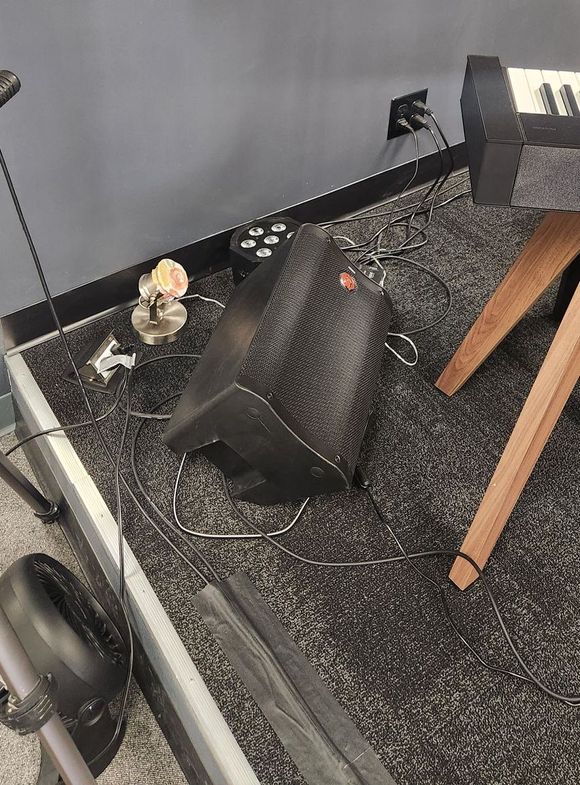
top-left (540, 82), bottom-right (560, 114)
top-left (560, 84), bottom-right (580, 116)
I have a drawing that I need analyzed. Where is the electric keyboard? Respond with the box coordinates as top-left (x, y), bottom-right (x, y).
top-left (461, 55), bottom-right (580, 212)
top-left (507, 67), bottom-right (580, 117)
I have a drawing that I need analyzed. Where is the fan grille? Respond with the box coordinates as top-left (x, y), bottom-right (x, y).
top-left (34, 558), bottom-right (124, 667)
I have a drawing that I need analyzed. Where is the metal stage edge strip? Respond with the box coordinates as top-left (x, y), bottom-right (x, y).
top-left (7, 351), bottom-right (260, 785)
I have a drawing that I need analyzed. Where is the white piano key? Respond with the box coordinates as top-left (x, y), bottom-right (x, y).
top-left (507, 67), bottom-right (536, 113)
top-left (541, 70), bottom-right (567, 114)
top-left (559, 71), bottom-right (580, 92)
top-left (524, 69), bottom-right (546, 113)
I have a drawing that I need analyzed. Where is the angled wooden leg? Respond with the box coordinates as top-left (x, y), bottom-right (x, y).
top-left (449, 283), bottom-right (580, 589)
top-left (553, 253), bottom-right (580, 321)
top-left (436, 211), bottom-right (580, 396)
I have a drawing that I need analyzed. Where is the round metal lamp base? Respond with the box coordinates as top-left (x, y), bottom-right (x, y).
top-left (131, 301), bottom-right (187, 345)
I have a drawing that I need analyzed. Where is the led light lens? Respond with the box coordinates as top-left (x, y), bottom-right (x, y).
top-left (256, 248), bottom-right (272, 258)
top-left (152, 258), bottom-right (188, 299)
top-left (264, 235), bottom-right (279, 245)
top-left (241, 239), bottom-right (256, 248)
top-left (249, 226), bottom-right (264, 237)
top-left (271, 223), bottom-right (286, 232)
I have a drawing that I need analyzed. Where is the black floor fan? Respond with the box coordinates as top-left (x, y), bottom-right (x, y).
top-left (0, 554), bottom-right (128, 784)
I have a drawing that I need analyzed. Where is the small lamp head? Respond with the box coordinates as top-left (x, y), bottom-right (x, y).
top-left (132, 259), bottom-right (189, 345)
top-left (138, 258), bottom-right (188, 304)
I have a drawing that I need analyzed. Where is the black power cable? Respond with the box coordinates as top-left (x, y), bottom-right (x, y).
top-left (392, 120), bottom-right (449, 254)
top-left (377, 119), bottom-right (453, 258)
top-left (319, 171), bottom-right (469, 230)
top-left (5, 353), bottom-right (202, 459)
top-left (318, 108), bottom-right (465, 264)
top-left (348, 124), bottom-right (421, 262)
top-left (320, 114), bottom-right (463, 349)
top-left (5, 380), bottom-right (127, 457)
top-left (369, 254), bottom-right (452, 337)
top-left (220, 474), bottom-right (580, 707)
top-left (403, 119), bottom-right (444, 243)
top-left (428, 111), bottom-right (455, 172)
top-left (128, 392), bottom-right (223, 582)
top-left (87, 367), bottom-right (135, 767)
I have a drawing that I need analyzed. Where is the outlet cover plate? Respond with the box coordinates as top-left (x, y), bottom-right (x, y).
top-left (387, 89), bottom-right (428, 139)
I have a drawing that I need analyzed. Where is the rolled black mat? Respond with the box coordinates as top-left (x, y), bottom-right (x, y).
top-left (194, 572), bottom-right (396, 785)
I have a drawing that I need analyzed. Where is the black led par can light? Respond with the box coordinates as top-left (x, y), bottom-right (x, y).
top-left (229, 216), bottom-right (301, 284)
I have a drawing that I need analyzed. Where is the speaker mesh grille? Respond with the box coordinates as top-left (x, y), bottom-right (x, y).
top-left (240, 225), bottom-right (392, 469)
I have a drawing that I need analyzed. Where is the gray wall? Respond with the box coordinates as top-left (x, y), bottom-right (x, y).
top-left (0, 0), bottom-right (578, 378)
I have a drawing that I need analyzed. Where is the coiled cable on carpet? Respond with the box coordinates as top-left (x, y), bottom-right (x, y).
top-left (317, 114), bottom-right (464, 362)
top-left (173, 452), bottom-right (309, 540)
top-left (218, 473), bottom-right (580, 707)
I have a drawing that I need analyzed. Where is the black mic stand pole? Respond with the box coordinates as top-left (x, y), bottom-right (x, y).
top-left (0, 605), bottom-right (97, 785)
top-left (0, 450), bottom-right (59, 521)
top-left (0, 71), bottom-right (60, 523)
top-left (0, 69), bottom-right (91, 783)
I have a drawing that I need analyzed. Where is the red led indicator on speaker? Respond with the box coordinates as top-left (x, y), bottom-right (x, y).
top-left (339, 272), bottom-right (357, 292)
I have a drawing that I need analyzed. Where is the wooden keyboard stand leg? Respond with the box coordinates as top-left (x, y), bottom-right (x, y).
top-left (435, 211), bottom-right (580, 589)
top-left (436, 212), bottom-right (580, 396)
top-left (553, 252), bottom-right (580, 321)
top-left (449, 283), bottom-right (580, 589)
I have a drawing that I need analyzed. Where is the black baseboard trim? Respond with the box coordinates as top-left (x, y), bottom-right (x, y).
top-left (2, 142), bottom-right (466, 351)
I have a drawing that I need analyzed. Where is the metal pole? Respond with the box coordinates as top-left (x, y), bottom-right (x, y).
top-left (0, 606), bottom-right (97, 785)
top-left (0, 89), bottom-right (61, 523)
top-left (0, 451), bottom-right (59, 521)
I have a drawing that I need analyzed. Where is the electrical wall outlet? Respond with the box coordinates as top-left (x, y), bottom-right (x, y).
top-left (387, 89), bottom-right (428, 139)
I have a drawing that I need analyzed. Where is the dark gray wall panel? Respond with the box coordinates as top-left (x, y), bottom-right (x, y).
top-left (0, 0), bottom-right (579, 318)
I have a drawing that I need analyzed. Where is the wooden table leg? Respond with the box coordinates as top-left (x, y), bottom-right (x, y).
top-left (449, 283), bottom-right (580, 590)
top-left (436, 212), bottom-right (580, 396)
top-left (553, 253), bottom-right (580, 321)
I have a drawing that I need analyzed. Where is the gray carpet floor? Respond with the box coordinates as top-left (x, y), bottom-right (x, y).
top-left (18, 172), bottom-right (580, 785)
top-left (0, 434), bottom-right (187, 785)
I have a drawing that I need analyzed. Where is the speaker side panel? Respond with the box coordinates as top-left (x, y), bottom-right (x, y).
top-left (201, 385), bottom-right (349, 504)
top-left (460, 56), bottom-right (522, 207)
top-left (163, 251), bottom-right (284, 453)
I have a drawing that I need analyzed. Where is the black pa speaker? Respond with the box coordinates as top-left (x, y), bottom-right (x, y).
top-left (163, 223), bottom-right (393, 504)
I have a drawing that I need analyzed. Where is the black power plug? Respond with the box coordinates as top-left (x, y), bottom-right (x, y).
top-left (411, 98), bottom-right (431, 117)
